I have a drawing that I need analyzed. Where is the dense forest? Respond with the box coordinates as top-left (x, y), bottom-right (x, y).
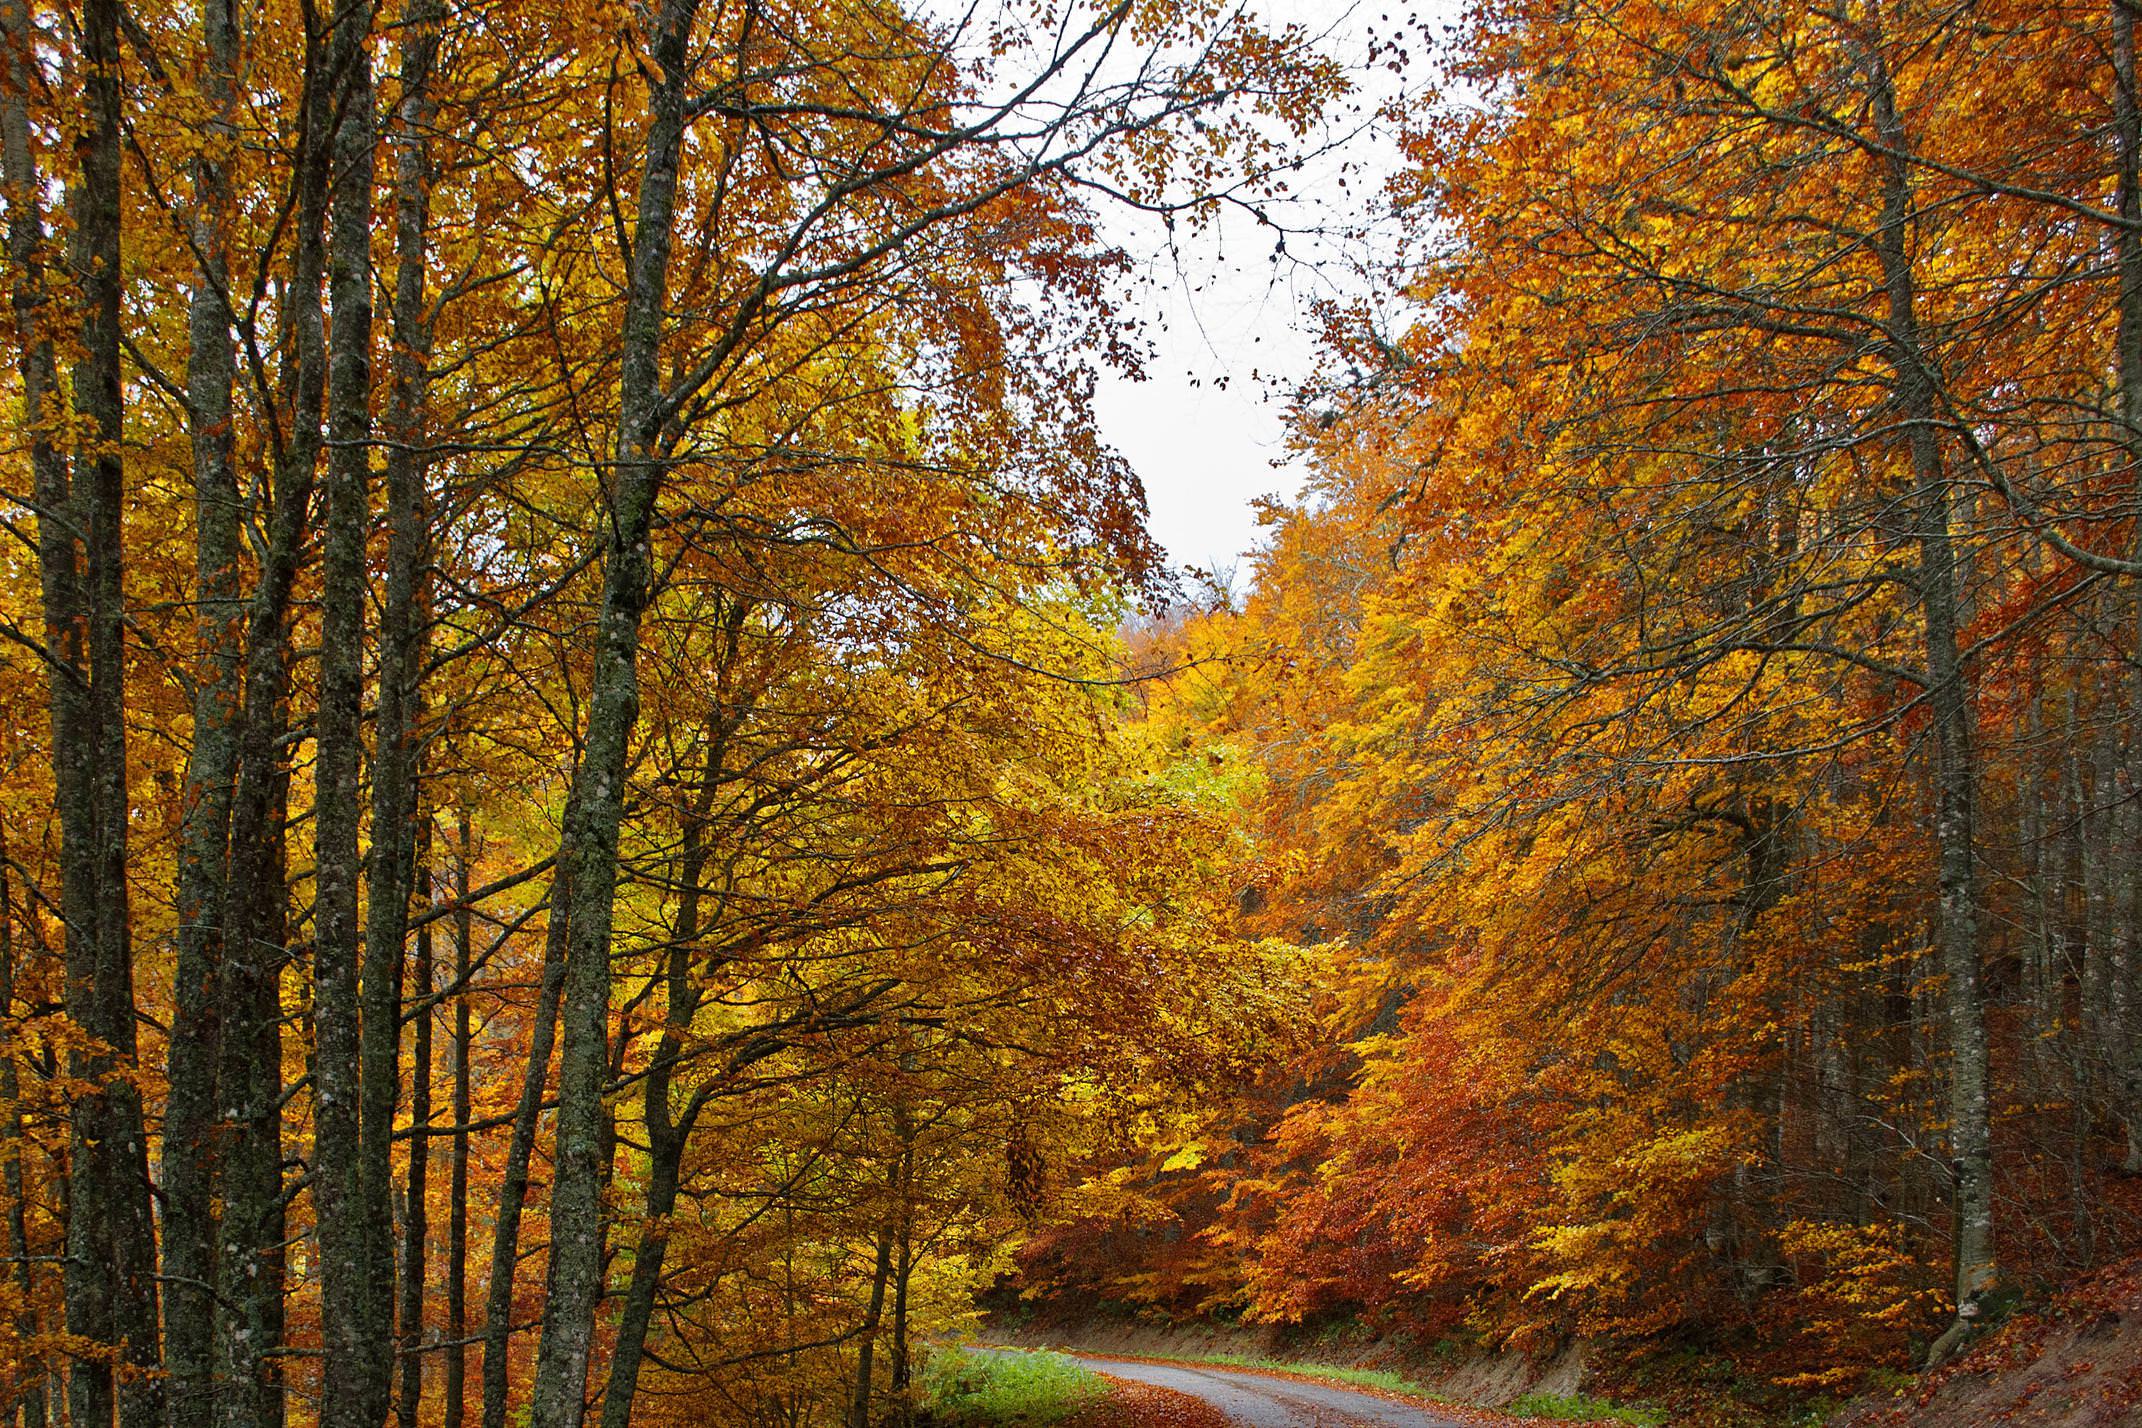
top-left (1019, 0), bottom-right (2142, 1415)
top-left (3, 0), bottom-right (2140, 1427)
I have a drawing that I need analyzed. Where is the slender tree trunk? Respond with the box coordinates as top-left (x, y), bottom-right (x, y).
top-left (890, 1162), bottom-right (914, 1417)
top-left (164, 2), bottom-right (246, 1420)
top-left (77, 19), bottom-right (162, 1410)
top-left (886, 1085), bottom-right (917, 1418)
top-left (2058, 708), bottom-right (2098, 1260)
top-left (368, 18), bottom-right (443, 1425)
top-left (2111, 0), bottom-right (2142, 1173)
top-left (0, 14), bottom-right (80, 1425)
top-left (69, 27), bottom-right (157, 1405)
top-left (213, 12), bottom-right (334, 1406)
top-left (598, 707), bottom-right (734, 1428)
top-left (849, 1227), bottom-right (895, 1428)
top-left (2019, 714), bottom-right (2052, 1098)
top-left (529, 7), bottom-right (703, 1426)
top-left (219, 763), bottom-right (292, 1428)
top-left (1863, 35), bottom-right (1994, 1364)
top-left (0, 833), bottom-right (49, 1428)
top-left (596, 1131), bottom-right (684, 1428)
top-left (398, 850), bottom-right (435, 1428)
top-left (313, 2), bottom-right (388, 1423)
top-left (480, 879), bottom-right (572, 1428)
top-left (1904, 307), bottom-right (1994, 1373)
top-left (18, 2), bottom-right (168, 1421)
top-left (213, 341), bottom-right (313, 1428)
top-left (445, 809), bottom-right (473, 1428)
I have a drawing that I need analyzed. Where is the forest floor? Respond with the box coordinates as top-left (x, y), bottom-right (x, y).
top-left (1068, 1376), bottom-right (1233, 1428)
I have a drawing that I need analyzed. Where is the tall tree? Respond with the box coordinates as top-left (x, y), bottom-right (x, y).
top-left (3, 2), bottom-right (163, 1423)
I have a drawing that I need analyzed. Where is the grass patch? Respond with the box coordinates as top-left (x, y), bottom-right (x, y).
top-left (921, 1348), bottom-right (1109, 1426)
top-left (1506, 1391), bottom-right (1666, 1426)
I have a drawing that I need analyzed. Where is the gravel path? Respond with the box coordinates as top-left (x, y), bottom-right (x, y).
top-left (1065, 1357), bottom-right (1473, 1428)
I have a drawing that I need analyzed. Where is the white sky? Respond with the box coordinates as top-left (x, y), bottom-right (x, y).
top-left (1095, 239), bottom-right (1330, 582)
top-left (1092, 0), bottom-right (1433, 581)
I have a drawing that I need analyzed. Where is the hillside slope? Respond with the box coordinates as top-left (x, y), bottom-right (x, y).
top-left (1841, 1259), bottom-right (2142, 1428)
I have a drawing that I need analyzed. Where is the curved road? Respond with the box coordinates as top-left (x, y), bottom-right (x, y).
top-left (1066, 1356), bottom-right (1470, 1428)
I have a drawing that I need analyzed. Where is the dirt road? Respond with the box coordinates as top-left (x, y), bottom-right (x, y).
top-left (1067, 1357), bottom-right (1474, 1428)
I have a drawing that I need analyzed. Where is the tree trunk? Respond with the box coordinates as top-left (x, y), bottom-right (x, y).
top-left (217, 762), bottom-right (292, 1428)
top-left (2111, 0), bottom-right (2142, 1173)
top-left (890, 1188), bottom-right (914, 1418)
top-left (849, 1227), bottom-right (895, 1428)
top-left (445, 809), bottom-right (474, 1428)
top-left (368, 14), bottom-right (443, 1423)
top-left (528, 6), bottom-right (702, 1426)
top-left (164, 1), bottom-right (246, 1420)
top-left (398, 851), bottom-right (435, 1428)
top-left (2057, 707), bottom-right (2098, 1261)
top-left (208, 2), bottom-right (336, 1419)
top-left (1862, 37), bottom-right (1995, 1365)
top-left (0, 832), bottom-right (49, 1428)
top-left (597, 704), bottom-right (735, 1428)
top-left (0, 13), bottom-right (96, 1426)
top-left (313, 1), bottom-right (387, 1423)
top-left (479, 877), bottom-right (572, 1428)
top-left (14, 1), bottom-right (168, 1421)
top-left (595, 1132), bottom-right (683, 1428)
top-left (887, 1091), bottom-right (917, 1418)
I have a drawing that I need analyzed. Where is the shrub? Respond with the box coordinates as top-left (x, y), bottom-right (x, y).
top-left (1506, 1390), bottom-right (1666, 1426)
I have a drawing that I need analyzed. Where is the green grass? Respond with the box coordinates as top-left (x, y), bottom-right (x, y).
top-left (921, 1348), bottom-right (1109, 1426)
top-left (1506, 1391), bottom-right (1667, 1426)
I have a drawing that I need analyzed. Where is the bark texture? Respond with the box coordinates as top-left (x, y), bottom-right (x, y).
top-left (528, 5), bottom-right (703, 1425)
top-left (313, 5), bottom-right (389, 1425)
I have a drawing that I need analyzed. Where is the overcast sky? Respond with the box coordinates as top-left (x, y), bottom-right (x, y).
top-left (1094, 239), bottom-right (1328, 582)
top-left (1091, 0), bottom-right (1429, 581)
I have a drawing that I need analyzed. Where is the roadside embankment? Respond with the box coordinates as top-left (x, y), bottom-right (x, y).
top-left (1835, 1257), bottom-right (2142, 1428)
